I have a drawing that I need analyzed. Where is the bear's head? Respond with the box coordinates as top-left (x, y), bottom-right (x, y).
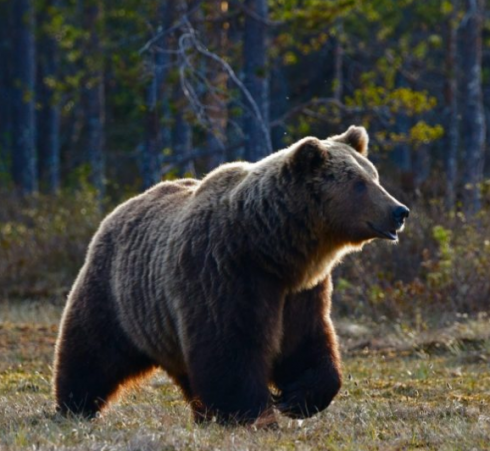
top-left (285, 126), bottom-right (409, 246)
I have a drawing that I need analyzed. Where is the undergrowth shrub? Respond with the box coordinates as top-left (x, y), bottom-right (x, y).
top-left (334, 201), bottom-right (490, 320)
top-left (0, 187), bottom-right (106, 300)
top-left (1, 186), bottom-right (489, 321)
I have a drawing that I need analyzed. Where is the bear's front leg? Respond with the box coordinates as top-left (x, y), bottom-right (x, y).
top-left (272, 278), bottom-right (342, 418)
top-left (180, 275), bottom-right (284, 426)
top-left (185, 327), bottom-right (277, 425)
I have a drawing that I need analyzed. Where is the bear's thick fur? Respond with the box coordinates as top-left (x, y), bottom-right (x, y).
top-left (53, 126), bottom-right (409, 425)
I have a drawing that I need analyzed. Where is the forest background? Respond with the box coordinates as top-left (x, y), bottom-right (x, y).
top-left (1, 0), bottom-right (490, 321)
top-left (1, 1), bottom-right (490, 449)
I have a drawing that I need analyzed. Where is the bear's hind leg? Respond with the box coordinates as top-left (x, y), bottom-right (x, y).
top-left (54, 295), bottom-right (156, 418)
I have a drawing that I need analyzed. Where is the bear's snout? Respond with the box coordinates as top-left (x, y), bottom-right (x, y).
top-left (392, 205), bottom-right (409, 230)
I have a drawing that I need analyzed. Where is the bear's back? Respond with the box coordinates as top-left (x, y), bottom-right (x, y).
top-left (193, 162), bottom-right (250, 202)
top-left (87, 179), bottom-right (200, 365)
top-left (106, 178), bottom-right (199, 234)
top-left (85, 178), bottom-right (200, 294)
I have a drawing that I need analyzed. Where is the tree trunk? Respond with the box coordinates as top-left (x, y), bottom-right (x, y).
top-left (270, 58), bottom-right (289, 150)
top-left (142, 65), bottom-right (161, 189)
top-left (332, 24), bottom-right (343, 102)
top-left (243, 0), bottom-right (271, 161)
top-left (392, 73), bottom-right (413, 192)
top-left (12, 0), bottom-right (37, 194)
top-left (224, 3), bottom-right (244, 160)
top-left (156, 1), bottom-right (173, 173)
top-left (444, 0), bottom-right (459, 209)
top-left (460, 0), bottom-right (485, 214)
top-left (37, 0), bottom-right (61, 193)
top-left (203, 0), bottom-right (228, 171)
top-left (141, 1), bottom-right (173, 189)
top-left (0, 0), bottom-right (13, 183)
top-left (84, 0), bottom-right (105, 197)
top-left (173, 105), bottom-right (194, 177)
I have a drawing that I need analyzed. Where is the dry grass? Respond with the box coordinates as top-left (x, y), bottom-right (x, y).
top-left (0, 301), bottom-right (489, 450)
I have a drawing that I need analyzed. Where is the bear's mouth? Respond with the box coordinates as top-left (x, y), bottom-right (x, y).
top-left (367, 222), bottom-right (398, 241)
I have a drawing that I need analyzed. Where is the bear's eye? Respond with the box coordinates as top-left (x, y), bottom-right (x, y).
top-left (354, 180), bottom-right (367, 194)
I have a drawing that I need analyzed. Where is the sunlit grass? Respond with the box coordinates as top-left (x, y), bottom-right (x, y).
top-left (0, 302), bottom-right (489, 450)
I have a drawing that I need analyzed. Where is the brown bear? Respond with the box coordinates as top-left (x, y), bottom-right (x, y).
top-left (53, 126), bottom-right (409, 426)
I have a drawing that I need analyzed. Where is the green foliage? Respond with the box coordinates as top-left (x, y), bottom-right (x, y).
top-left (428, 225), bottom-right (453, 287)
top-left (271, 0), bottom-right (356, 26)
top-left (267, 0), bottom-right (447, 151)
top-left (408, 121), bottom-right (444, 145)
top-left (346, 86), bottom-right (437, 115)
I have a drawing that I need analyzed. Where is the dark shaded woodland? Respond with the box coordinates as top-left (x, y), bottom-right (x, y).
top-left (1, 0), bottom-right (490, 318)
top-left (1, 0), bottom-right (488, 199)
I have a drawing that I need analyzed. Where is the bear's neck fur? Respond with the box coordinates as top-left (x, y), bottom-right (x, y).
top-left (194, 153), bottom-right (364, 293)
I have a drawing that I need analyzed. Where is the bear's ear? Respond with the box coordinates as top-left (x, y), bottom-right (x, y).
top-left (330, 125), bottom-right (369, 156)
top-left (288, 137), bottom-right (327, 173)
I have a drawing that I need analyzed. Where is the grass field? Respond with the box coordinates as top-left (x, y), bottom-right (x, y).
top-left (0, 301), bottom-right (489, 451)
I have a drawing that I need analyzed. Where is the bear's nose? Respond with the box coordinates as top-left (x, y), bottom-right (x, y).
top-left (393, 206), bottom-right (410, 228)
